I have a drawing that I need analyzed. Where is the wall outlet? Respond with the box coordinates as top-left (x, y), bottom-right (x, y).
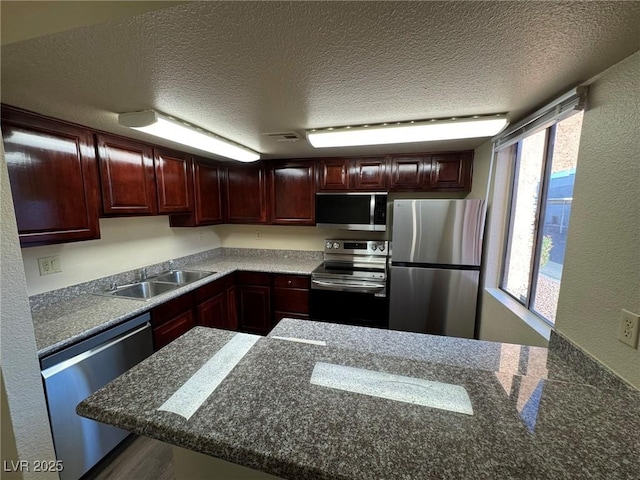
top-left (255, 230), bottom-right (262, 240)
top-left (38, 255), bottom-right (62, 276)
top-left (617, 309), bottom-right (640, 349)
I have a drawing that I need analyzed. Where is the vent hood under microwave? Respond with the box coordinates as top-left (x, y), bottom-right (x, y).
top-left (316, 193), bottom-right (387, 231)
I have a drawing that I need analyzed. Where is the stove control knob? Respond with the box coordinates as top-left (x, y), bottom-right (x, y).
top-left (379, 244), bottom-right (385, 252)
top-left (326, 241), bottom-right (333, 249)
top-left (371, 244), bottom-right (378, 251)
top-left (333, 242), bottom-right (340, 249)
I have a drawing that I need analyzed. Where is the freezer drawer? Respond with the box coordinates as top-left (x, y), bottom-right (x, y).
top-left (389, 266), bottom-right (479, 338)
top-left (41, 315), bottom-right (153, 480)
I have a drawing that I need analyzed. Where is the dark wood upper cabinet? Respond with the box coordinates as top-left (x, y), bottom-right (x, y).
top-left (270, 160), bottom-right (315, 225)
top-left (1, 106), bottom-right (101, 246)
top-left (317, 158), bottom-right (350, 191)
top-left (352, 158), bottom-right (387, 191)
top-left (389, 155), bottom-right (426, 191)
top-left (225, 164), bottom-right (268, 224)
top-left (153, 148), bottom-right (193, 214)
top-left (429, 152), bottom-right (473, 191)
top-left (170, 157), bottom-right (224, 227)
top-left (96, 133), bottom-right (157, 216)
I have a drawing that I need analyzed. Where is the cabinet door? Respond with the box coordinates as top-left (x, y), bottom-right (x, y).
top-left (270, 161), bottom-right (315, 225)
top-left (429, 152), bottom-right (473, 191)
top-left (170, 158), bottom-right (224, 227)
top-left (317, 158), bottom-right (350, 191)
top-left (96, 133), bottom-right (157, 216)
top-left (226, 286), bottom-right (238, 331)
top-left (352, 158), bottom-right (387, 191)
top-left (273, 274), bottom-right (310, 328)
top-left (153, 148), bottom-right (193, 213)
top-left (2, 107), bottom-right (100, 246)
top-left (152, 310), bottom-right (194, 350)
top-left (197, 291), bottom-right (227, 329)
top-left (225, 164), bottom-right (268, 223)
top-left (389, 155), bottom-right (426, 191)
top-left (238, 285), bottom-right (271, 335)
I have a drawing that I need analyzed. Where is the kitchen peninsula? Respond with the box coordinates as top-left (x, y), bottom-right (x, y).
top-left (78, 319), bottom-right (639, 480)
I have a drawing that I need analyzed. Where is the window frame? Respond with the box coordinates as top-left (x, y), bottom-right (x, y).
top-left (499, 123), bottom-right (562, 325)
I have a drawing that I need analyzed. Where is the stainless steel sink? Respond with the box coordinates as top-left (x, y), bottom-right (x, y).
top-left (152, 269), bottom-right (215, 285)
top-left (109, 281), bottom-right (180, 300)
top-left (96, 268), bottom-right (216, 301)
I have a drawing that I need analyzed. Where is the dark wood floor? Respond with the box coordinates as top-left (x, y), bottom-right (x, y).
top-left (83, 435), bottom-right (175, 480)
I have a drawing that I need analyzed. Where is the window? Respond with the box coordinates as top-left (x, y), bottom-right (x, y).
top-left (501, 111), bottom-right (583, 324)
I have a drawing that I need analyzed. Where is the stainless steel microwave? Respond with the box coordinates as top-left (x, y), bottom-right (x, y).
top-left (315, 193), bottom-right (387, 231)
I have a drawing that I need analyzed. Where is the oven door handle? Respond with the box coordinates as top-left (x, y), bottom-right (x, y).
top-left (311, 279), bottom-right (387, 293)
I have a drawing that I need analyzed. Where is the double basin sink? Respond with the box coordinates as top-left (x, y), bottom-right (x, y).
top-left (102, 269), bottom-right (216, 301)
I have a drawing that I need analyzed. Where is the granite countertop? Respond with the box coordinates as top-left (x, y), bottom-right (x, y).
top-left (78, 321), bottom-right (640, 480)
top-left (32, 249), bottom-right (322, 358)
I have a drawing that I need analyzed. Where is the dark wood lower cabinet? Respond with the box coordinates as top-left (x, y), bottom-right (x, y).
top-left (273, 274), bottom-right (310, 323)
top-left (152, 310), bottom-right (194, 350)
top-left (238, 272), bottom-right (310, 335)
top-left (197, 291), bottom-right (226, 328)
top-left (238, 284), bottom-right (272, 335)
top-left (195, 273), bottom-right (237, 331)
top-left (151, 292), bottom-right (196, 351)
top-left (150, 272), bottom-right (309, 348)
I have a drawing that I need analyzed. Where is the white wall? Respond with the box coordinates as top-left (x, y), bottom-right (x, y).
top-left (554, 52), bottom-right (639, 388)
top-left (22, 216), bottom-right (221, 296)
top-left (216, 224), bottom-right (385, 251)
top-left (0, 142), bottom-right (58, 479)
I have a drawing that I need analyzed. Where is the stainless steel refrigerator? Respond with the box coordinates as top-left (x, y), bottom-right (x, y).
top-left (389, 199), bottom-right (485, 338)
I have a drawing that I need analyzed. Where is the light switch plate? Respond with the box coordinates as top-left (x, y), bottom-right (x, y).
top-left (617, 309), bottom-right (640, 349)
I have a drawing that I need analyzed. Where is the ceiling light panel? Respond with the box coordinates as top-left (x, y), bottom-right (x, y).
top-left (118, 111), bottom-right (260, 162)
top-left (307, 115), bottom-right (509, 148)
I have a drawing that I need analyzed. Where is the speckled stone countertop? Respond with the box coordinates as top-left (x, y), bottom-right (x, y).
top-left (32, 249), bottom-right (322, 358)
top-left (78, 323), bottom-right (640, 480)
top-left (269, 319), bottom-right (633, 391)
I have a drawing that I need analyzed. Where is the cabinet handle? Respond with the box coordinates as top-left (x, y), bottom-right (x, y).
top-left (287, 280), bottom-right (292, 285)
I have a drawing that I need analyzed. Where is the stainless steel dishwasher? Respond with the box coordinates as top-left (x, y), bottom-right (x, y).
top-left (40, 313), bottom-right (153, 480)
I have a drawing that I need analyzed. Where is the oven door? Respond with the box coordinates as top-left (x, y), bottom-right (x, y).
top-left (309, 284), bottom-right (389, 329)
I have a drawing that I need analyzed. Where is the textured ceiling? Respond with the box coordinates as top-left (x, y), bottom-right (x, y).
top-left (1, 1), bottom-right (639, 160)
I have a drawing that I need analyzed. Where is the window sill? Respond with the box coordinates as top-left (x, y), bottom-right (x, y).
top-left (485, 288), bottom-right (552, 341)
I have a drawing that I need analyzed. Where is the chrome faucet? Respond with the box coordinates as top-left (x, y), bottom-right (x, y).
top-left (140, 267), bottom-right (148, 281)
top-left (109, 282), bottom-right (118, 291)
top-left (168, 260), bottom-right (175, 272)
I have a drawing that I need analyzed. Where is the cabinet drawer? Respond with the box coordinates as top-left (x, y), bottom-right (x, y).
top-left (273, 275), bottom-right (310, 289)
top-left (274, 288), bottom-right (309, 313)
top-left (194, 274), bottom-right (234, 303)
top-left (237, 271), bottom-right (271, 286)
top-left (152, 310), bottom-right (194, 350)
top-left (151, 292), bottom-right (194, 327)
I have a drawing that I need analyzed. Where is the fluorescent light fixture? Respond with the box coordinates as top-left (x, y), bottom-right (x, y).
top-left (307, 114), bottom-right (509, 148)
top-left (118, 110), bottom-right (260, 162)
